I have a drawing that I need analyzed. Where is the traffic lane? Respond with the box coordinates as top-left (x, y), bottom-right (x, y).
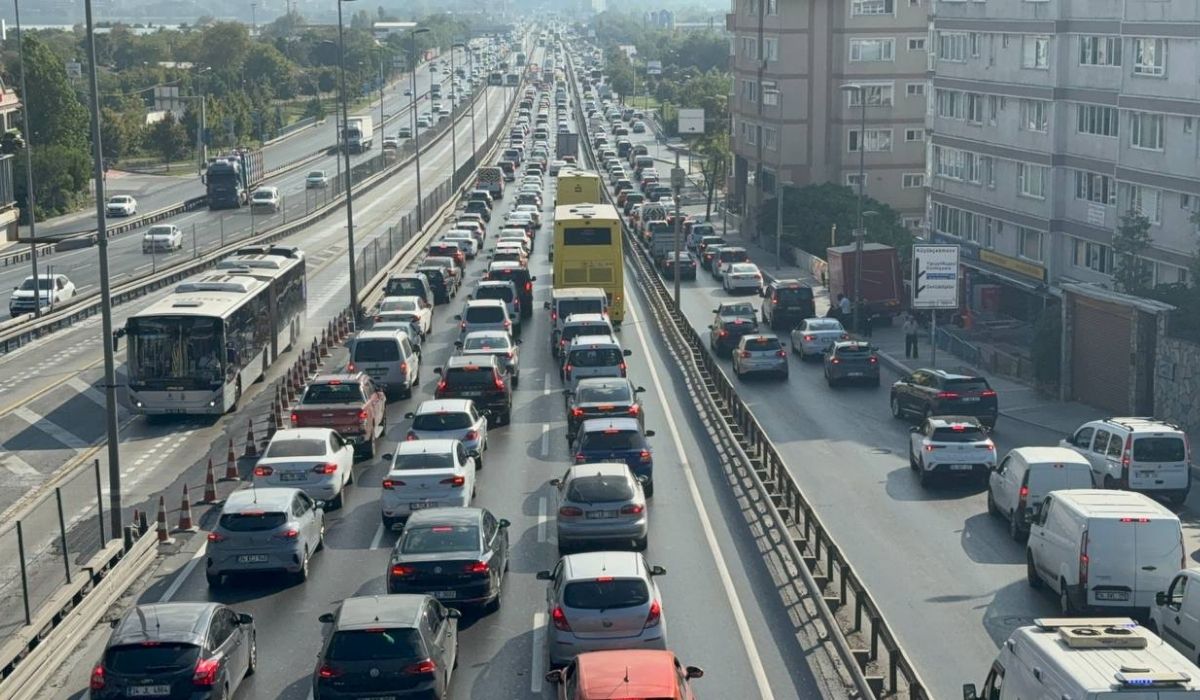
top-left (672, 268), bottom-right (1061, 697)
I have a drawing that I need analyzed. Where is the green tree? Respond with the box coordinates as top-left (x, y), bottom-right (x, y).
top-left (0, 129), bottom-right (25, 155)
top-left (303, 97), bottom-right (327, 121)
top-left (147, 112), bottom-right (189, 163)
top-left (245, 43), bottom-right (297, 99)
top-left (14, 143), bottom-right (91, 220)
top-left (19, 35), bottom-right (90, 152)
top-left (1112, 209), bottom-right (1153, 294)
top-left (196, 22), bottom-right (251, 74)
top-left (757, 182), bottom-right (914, 261)
top-left (99, 105), bottom-right (144, 162)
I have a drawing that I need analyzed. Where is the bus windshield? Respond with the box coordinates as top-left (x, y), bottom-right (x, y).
top-left (127, 316), bottom-right (224, 390)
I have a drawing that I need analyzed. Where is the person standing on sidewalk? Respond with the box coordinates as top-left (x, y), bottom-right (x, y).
top-left (837, 293), bottom-right (851, 322)
top-left (903, 313), bottom-right (920, 359)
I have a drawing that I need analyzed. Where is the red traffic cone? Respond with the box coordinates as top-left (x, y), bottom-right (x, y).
top-left (203, 458), bottom-right (219, 504)
top-left (155, 495), bottom-right (174, 544)
top-left (244, 417), bottom-right (258, 458)
top-left (325, 321), bottom-right (335, 348)
top-left (311, 337), bottom-right (320, 362)
top-left (222, 438), bottom-right (240, 481)
top-left (175, 485), bottom-right (197, 532)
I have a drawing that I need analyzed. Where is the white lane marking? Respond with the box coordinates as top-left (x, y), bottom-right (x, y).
top-left (537, 496), bottom-right (548, 543)
top-left (66, 376), bottom-right (109, 408)
top-left (370, 523), bottom-right (386, 549)
top-left (160, 542), bottom-right (207, 602)
top-left (627, 301), bottom-right (776, 699)
top-left (13, 406), bottom-right (90, 450)
top-left (540, 423), bottom-right (550, 457)
top-left (530, 612), bottom-right (547, 694)
top-left (543, 370), bottom-right (554, 396)
top-left (1, 454), bottom-right (39, 476)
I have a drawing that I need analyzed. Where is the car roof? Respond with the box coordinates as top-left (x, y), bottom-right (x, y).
top-left (740, 333), bottom-right (780, 343)
top-left (919, 368), bottom-right (982, 380)
top-left (553, 288), bottom-right (607, 299)
top-left (415, 399), bottom-right (474, 414)
top-left (224, 487), bottom-right (299, 512)
top-left (567, 462), bottom-right (632, 480)
top-left (356, 329), bottom-right (410, 341)
top-left (564, 313), bottom-right (609, 324)
top-left (465, 299), bottom-right (507, 309)
top-left (405, 507), bottom-right (484, 528)
top-left (111, 603), bottom-right (219, 647)
top-left (477, 280), bottom-right (517, 289)
top-left (569, 334), bottom-right (620, 347)
top-left (576, 650), bottom-right (681, 696)
top-left (575, 378), bottom-right (631, 391)
top-left (312, 372), bottom-right (364, 384)
top-left (832, 340), bottom-right (872, 350)
top-left (270, 428), bottom-right (335, 442)
top-left (580, 417), bottom-right (641, 432)
top-left (335, 595), bottom-right (425, 630)
top-left (446, 354), bottom-right (500, 368)
top-left (926, 416), bottom-right (985, 429)
top-left (396, 439), bottom-right (459, 455)
top-left (562, 550), bottom-right (644, 580)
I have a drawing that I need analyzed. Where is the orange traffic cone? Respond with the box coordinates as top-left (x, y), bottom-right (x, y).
top-left (202, 458), bottom-right (219, 504)
top-left (222, 438), bottom-right (240, 481)
top-left (155, 496), bottom-right (174, 544)
top-left (319, 329), bottom-right (329, 357)
top-left (311, 338), bottom-right (321, 362)
top-left (175, 485), bottom-right (197, 532)
top-left (325, 321), bottom-right (335, 348)
top-left (244, 417), bottom-right (257, 458)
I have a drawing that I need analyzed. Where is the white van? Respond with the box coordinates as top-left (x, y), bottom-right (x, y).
top-left (562, 335), bottom-right (631, 391)
top-left (988, 447), bottom-right (1095, 541)
top-left (1027, 489), bottom-right (1184, 616)
top-left (1059, 417), bottom-right (1191, 504)
top-left (546, 287), bottom-right (609, 348)
top-left (348, 329), bottom-right (420, 400)
top-left (964, 617), bottom-right (1200, 700)
top-left (1151, 568), bottom-right (1200, 666)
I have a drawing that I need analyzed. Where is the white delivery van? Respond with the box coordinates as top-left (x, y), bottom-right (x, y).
top-left (964, 617), bottom-right (1200, 700)
top-left (988, 446), bottom-right (1095, 541)
top-left (1027, 489), bottom-right (1184, 616)
top-left (1151, 568), bottom-right (1200, 666)
top-left (347, 329), bottom-right (420, 400)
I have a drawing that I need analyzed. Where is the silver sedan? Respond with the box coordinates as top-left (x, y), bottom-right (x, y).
top-left (790, 317), bottom-right (849, 359)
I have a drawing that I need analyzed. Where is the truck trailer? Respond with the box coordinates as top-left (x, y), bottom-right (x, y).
top-left (204, 149), bottom-right (265, 209)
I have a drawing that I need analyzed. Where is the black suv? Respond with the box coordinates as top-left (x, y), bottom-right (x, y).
top-left (416, 265), bottom-right (455, 304)
top-left (434, 355), bottom-right (513, 425)
top-left (91, 602), bottom-right (255, 699)
top-left (709, 315), bottom-right (760, 357)
top-left (485, 263), bottom-right (535, 316)
top-left (890, 369), bottom-right (999, 429)
top-left (760, 279), bottom-right (816, 330)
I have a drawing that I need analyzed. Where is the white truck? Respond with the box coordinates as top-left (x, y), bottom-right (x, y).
top-left (343, 115), bottom-right (374, 153)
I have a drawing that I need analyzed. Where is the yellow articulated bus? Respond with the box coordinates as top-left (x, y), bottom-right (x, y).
top-left (553, 203), bottom-right (625, 324)
top-left (555, 170), bottom-right (603, 207)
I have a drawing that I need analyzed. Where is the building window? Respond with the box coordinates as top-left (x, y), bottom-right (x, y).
top-left (1130, 111), bottom-right (1164, 150)
top-left (936, 89), bottom-right (964, 119)
top-left (1074, 171), bottom-right (1116, 205)
top-left (903, 217), bottom-right (923, 229)
top-left (846, 173), bottom-right (864, 187)
top-left (1072, 238), bottom-right (1112, 274)
top-left (745, 123), bottom-right (758, 145)
top-left (969, 32), bottom-right (982, 58)
top-left (762, 80), bottom-right (779, 106)
top-left (1018, 227), bottom-right (1044, 261)
top-left (1185, 117), bottom-right (1193, 134)
top-left (1017, 162), bottom-right (1047, 199)
top-left (1127, 184), bottom-right (1162, 224)
top-left (763, 37), bottom-right (778, 62)
top-left (765, 0), bottom-right (777, 14)
top-left (1156, 263), bottom-right (1188, 285)
top-left (934, 146), bottom-right (978, 182)
top-left (1076, 104), bottom-right (1119, 137)
top-left (902, 173), bottom-right (924, 188)
top-left (848, 128), bottom-right (893, 152)
top-left (937, 32), bottom-right (967, 62)
top-left (851, 0), bottom-right (894, 15)
top-left (988, 95), bottom-right (1001, 125)
top-left (850, 38), bottom-right (895, 62)
top-left (741, 79), bottom-right (758, 103)
top-left (905, 128), bottom-right (924, 141)
top-left (1132, 37), bottom-right (1166, 76)
top-left (908, 37), bottom-right (926, 51)
top-left (967, 92), bottom-right (985, 124)
top-left (740, 36), bottom-right (758, 59)
top-left (846, 82), bottom-right (894, 107)
top-left (1022, 35), bottom-right (1050, 69)
top-left (907, 82), bottom-right (926, 97)
top-left (1079, 35), bottom-right (1121, 66)
top-left (1020, 99), bottom-right (1048, 132)
top-left (764, 127), bottom-right (777, 150)
top-left (981, 156), bottom-right (995, 188)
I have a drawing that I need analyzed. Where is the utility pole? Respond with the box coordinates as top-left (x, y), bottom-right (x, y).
top-left (841, 84), bottom-right (867, 336)
top-left (336, 0), bottom-right (360, 324)
top-left (672, 151), bottom-right (685, 308)
top-left (13, 0), bottom-right (38, 318)
top-left (378, 57), bottom-right (385, 144)
top-left (410, 27), bottom-right (430, 226)
top-left (449, 42), bottom-right (458, 181)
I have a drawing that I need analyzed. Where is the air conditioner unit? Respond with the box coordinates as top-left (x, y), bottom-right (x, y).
top-left (1057, 624), bottom-right (1148, 649)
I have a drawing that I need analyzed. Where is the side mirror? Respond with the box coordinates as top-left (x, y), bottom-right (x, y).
top-left (319, 612), bottom-right (336, 624)
top-left (453, 341), bottom-right (463, 348)
top-left (649, 565), bottom-right (666, 576)
top-left (535, 570), bottom-right (553, 581)
top-left (549, 478), bottom-right (562, 486)
top-left (433, 368), bottom-right (443, 375)
top-left (404, 412), bottom-right (415, 419)
top-left (635, 386), bottom-right (646, 393)
top-left (685, 666), bottom-right (704, 680)
top-left (515, 338), bottom-right (523, 345)
top-left (382, 453), bottom-right (394, 461)
top-left (314, 500), bottom-right (327, 510)
top-left (711, 308), bottom-right (719, 313)
top-left (238, 613), bottom-right (254, 625)
top-left (530, 276), bottom-right (538, 281)
top-left (543, 301), bottom-right (551, 309)
top-left (644, 430), bottom-right (656, 437)
top-left (962, 684), bottom-right (979, 700)
top-left (622, 349), bottom-right (633, 357)
top-left (446, 608), bottom-right (463, 619)
top-left (909, 426), bottom-right (920, 433)
top-left (562, 389), bottom-right (572, 396)
top-left (498, 518), bottom-right (511, 528)
top-left (545, 669), bottom-right (564, 684)
top-left (1156, 591), bottom-right (1167, 606)
top-left (637, 474), bottom-right (649, 484)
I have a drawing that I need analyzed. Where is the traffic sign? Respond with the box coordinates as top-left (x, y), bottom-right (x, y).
top-left (671, 167), bottom-right (686, 191)
top-left (912, 244), bottom-right (959, 309)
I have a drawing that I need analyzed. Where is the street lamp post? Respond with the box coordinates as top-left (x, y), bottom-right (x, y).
top-left (336, 0), bottom-right (360, 324)
top-left (766, 87), bottom-right (784, 271)
top-left (456, 41), bottom-right (476, 161)
top-left (842, 83), bottom-right (868, 335)
top-left (409, 27), bottom-right (430, 226)
top-left (13, 0), bottom-right (39, 317)
top-left (378, 57), bottom-right (385, 145)
top-left (449, 43), bottom-right (458, 183)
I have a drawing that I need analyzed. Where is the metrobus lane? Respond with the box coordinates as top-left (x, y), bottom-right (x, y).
top-left (40, 156), bottom-right (847, 700)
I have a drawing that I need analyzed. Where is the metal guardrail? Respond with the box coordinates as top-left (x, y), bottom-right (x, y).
top-left (567, 53), bottom-right (929, 699)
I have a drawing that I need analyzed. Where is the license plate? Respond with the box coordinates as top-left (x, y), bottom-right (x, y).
top-left (459, 391), bottom-right (483, 397)
top-left (948, 464), bottom-right (973, 471)
top-left (410, 501), bottom-right (438, 509)
top-left (431, 590), bottom-right (457, 600)
top-left (367, 368), bottom-right (386, 377)
top-left (237, 554), bottom-right (268, 564)
top-left (127, 686), bottom-right (171, 697)
top-left (959, 397), bottom-right (980, 402)
top-left (1138, 470), bottom-right (1156, 478)
top-left (360, 696), bottom-right (397, 700)
top-left (586, 510), bottom-right (618, 519)
top-left (848, 372), bottom-right (863, 377)
top-left (1094, 590), bottom-right (1130, 601)
top-left (279, 472), bottom-right (306, 482)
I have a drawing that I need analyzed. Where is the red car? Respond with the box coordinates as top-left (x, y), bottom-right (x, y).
top-left (290, 373), bottom-right (386, 459)
top-left (545, 650), bottom-right (704, 700)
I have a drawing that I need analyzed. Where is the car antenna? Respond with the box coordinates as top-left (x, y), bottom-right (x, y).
top-left (251, 479), bottom-right (257, 503)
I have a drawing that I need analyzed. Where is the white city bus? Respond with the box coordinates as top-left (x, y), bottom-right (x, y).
top-left (125, 250), bottom-right (306, 415)
top-left (214, 245), bottom-right (307, 362)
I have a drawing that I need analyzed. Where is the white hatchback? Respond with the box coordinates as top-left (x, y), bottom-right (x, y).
top-left (380, 440), bottom-right (477, 529)
top-left (254, 428), bottom-right (355, 508)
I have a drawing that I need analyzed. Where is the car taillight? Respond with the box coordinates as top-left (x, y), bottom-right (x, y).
top-left (460, 321), bottom-right (467, 330)
top-left (639, 449), bottom-right (652, 463)
top-left (574, 452), bottom-right (586, 463)
top-left (400, 362), bottom-right (408, 374)
top-left (89, 664), bottom-right (106, 690)
top-left (464, 561), bottom-right (490, 574)
top-left (868, 356), bottom-right (878, 364)
top-left (358, 410), bottom-right (369, 422)
top-left (274, 528), bottom-right (300, 540)
top-left (192, 656), bottom-right (221, 687)
top-left (464, 429), bottom-right (480, 441)
top-left (1017, 485), bottom-right (1029, 511)
top-left (1079, 529), bottom-right (1089, 589)
top-left (803, 335), bottom-right (814, 341)
top-left (441, 475), bottom-right (466, 487)
top-left (628, 404), bottom-right (640, 416)
top-left (436, 380), bottom-right (448, 393)
top-left (619, 361), bottom-right (627, 376)
top-left (494, 377), bottom-right (506, 390)
top-left (318, 664), bottom-right (342, 679)
top-left (740, 350), bottom-right (751, 358)
top-left (840, 333), bottom-right (849, 340)
top-left (253, 465), bottom-right (274, 477)
top-left (924, 443), bottom-right (936, 452)
top-left (525, 281), bottom-right (532, 291)
top-left (559, 506), bottom-right (583, 517)
top-left (206, 532), bottom-right (225, 543)
top-left (935, 391), bottom-right (959, 400)
top-left (1121, 434), bottom-right (1132, 474)
top-left (718, 330), bottom-right (728, 337)
top-left (374, 315), bottom-right (383, 322)
top-left (382, 479), bottom-right (403, 489)
top-left (391, 564), bottom-right (414, 577)
top-left (570, 408), bottom-right (584, 418)
top-left (551, 606), bottom-right (571, 631)
top-left (405, 659), bottom-right (438, 676)
top-left (313, 463), bottom-right (338, 475)
top-left (620, 504), bottom-right (644, 515)
top-left (290, 412), bottom-right (299, 424)
top-left (980, 389), bottom-right (997, 397)
top-left (406, 431), bottom-right (418, 441)
top-left (643, 600), bottom-right (662, 629)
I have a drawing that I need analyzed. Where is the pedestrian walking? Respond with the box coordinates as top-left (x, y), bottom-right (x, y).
top-left (903, 313), bottom-right (920, 359)
top-left (838, 293), bottom-right (851, 319)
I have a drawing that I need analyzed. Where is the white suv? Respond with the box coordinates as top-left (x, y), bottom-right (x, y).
top-left (1058, 417), bottom-right (1190, 504)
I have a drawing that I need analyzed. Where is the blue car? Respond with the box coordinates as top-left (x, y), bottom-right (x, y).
top-left (571, 418), bottom-right (657, 496)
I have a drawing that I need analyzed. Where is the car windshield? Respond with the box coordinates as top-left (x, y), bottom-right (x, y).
top-left (577, 383), bottom-right (632, 404)
top-left (465, 306), bottom-right (506, 323)
top-left (126, 316), bottom-right (223, 390)
top-left (558, 299), bottom-right (604, 317)
top-left (105, 643), bottom-right (201, 674)
top-left (353, 339), bottom-right (400, 363)
top-left (265, 439), bottom-right (326, 458)
top-left (384, 279), bottom-right (424, 297)
top-left (719, 249), bottom-right (747, 261)
top-left (1133, 437), bottom-right (1186, 462)
top-left (563, 579), bottom-right (649, 610)
top-left (806, 320), bottom-right (844, 332)
top-left (744, 338), bottom-right (781, 352)
top-left (392, 452), bottom-right (454, 470)
top-left (931, 426), bottom-right (988, 442)
top-left (776, 287), bottom-right (813, 303)
top-left (307, 171), bottom-right (325, 179)
top-left (399, 525), bottom-right (479, 554)
top-left (219, 512), bottom-right (288, 532)
top-left (474, 286), bottom-right (513, 302)
top-left (303, 383), bottom-right (364, 404)
top-left (146, 226), bottom-right (173, 236)
top-left (943, 378), bottom-right (991, 393)
top-left (566, 474), bottom-right (634, 503)
top-left (729, 264), bottom-right (758, 274)
top-left (253, 190), bottom-right (274, 200)
top-left (326, 629), bottom-right (423, 662)
top-left (412, 412), bottom-right (473, 431)
top-left (446, 366), bottom-right (496, 386)
top-left (18, 278), bottom-right (55, 290)
top-left (835, 345), bottom-right (873, 358)
top-left (568, 348), bottom-right (622, 367)
top-left (462, 335), bottom-right (510, 351)
top-left (582, 430), bottom-right (645, 451)
top-left (720, 303), bottom-right (755, 317)
top-left (380, 298), bottom-right (418, 313)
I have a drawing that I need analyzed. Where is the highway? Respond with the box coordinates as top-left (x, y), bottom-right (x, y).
top-left (36, 48), bottom-right (849, 699)
top-left (3, 45), bottom-right (476, 305)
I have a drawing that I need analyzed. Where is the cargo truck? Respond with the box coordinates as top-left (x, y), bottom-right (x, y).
top-left (826, 242), bottom-right (904, 322)
top-left (343, 115), bottom-right (373, 153)
top-left (555, 132), bottom-right (579, 160)
top-left (475, 166), bottom-right (504, 199)
top-left (204, 149), bottom-right (265, 209)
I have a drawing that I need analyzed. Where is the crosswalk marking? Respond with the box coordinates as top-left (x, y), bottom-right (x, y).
top-left (0, 454), bottom-right (39, 476)
top-left (66, 376), bottom-right (109, 408)
top-left (13, 406), bottom-right (90, 450)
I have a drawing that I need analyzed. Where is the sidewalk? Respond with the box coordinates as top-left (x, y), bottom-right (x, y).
top-left (679, 199), bottom-right (1106, 437)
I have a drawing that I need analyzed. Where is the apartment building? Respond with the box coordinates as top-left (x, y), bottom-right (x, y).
top-left (728, 0), bottom-right (929, 232)
top-left (928, 0), bottom-right (1200, 316)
